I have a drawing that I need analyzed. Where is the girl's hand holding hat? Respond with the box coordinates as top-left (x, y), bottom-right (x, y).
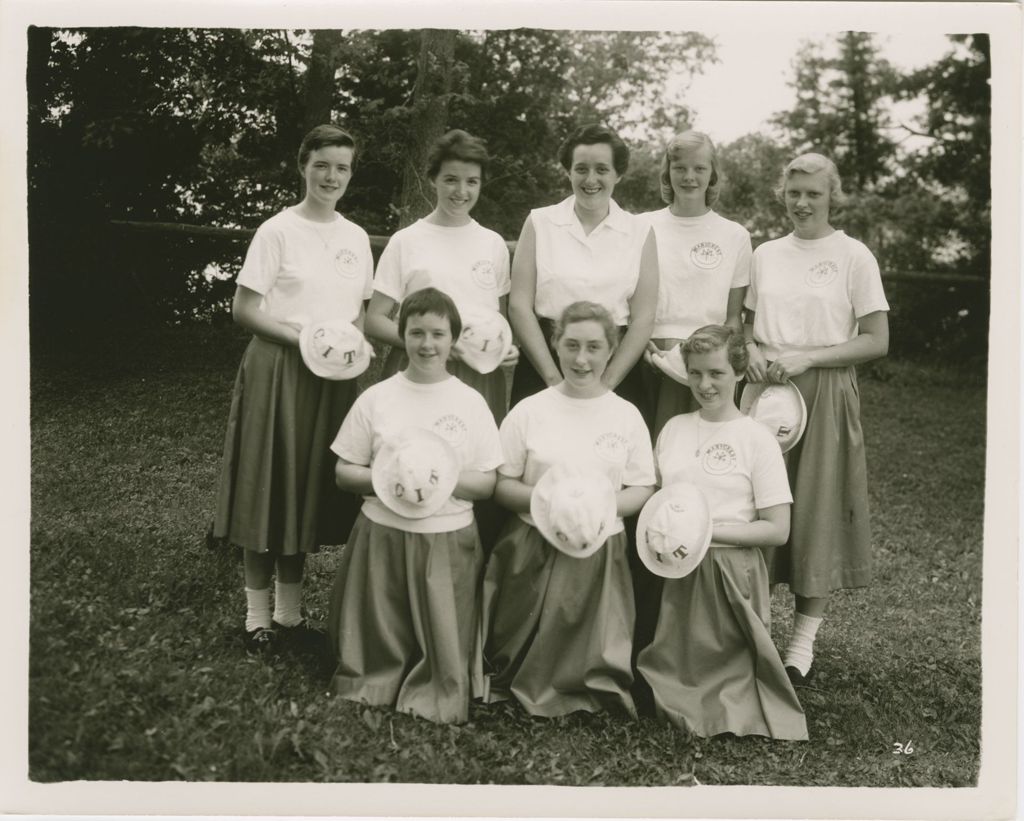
top-left (769, 350), bottom-right (814, 383)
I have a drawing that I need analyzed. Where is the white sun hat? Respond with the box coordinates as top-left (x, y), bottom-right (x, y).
top-left (453, 306), bottom-right (515, 374)
top-left (529, 461), bottom-right (618, 559)
top-left (650, 345), bottom-right (689, 385)
top-left (371, 427), bottom-right (460, 520)
top-left (739, 381), bottom-right (808, 453)
top-left (298, 318), bottom-right (373, 380)
top-left (636, 482), bottom-right (713, 579)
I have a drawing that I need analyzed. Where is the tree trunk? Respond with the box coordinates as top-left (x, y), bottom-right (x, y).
top-left (397, 29), bottom-right (458, 228)
top-left (303, 29), bottom-right (342, 132)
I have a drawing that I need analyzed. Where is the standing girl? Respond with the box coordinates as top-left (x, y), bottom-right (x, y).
top-left (365, 129), bottom-right (515, 423)
top-left (643, 130), bottom-right (751, 439)
top-left (744, 153), bottom-right (889, 685)
top-left (637, 326), bottom-right (807, 739)
top-left (212, 124), bottom-right (373, 653)
top-left (483, 301), bottom-right (656, 717)
top-left (507, 123), bottom-right (658, 425)
top-left (328, 287), bottom-right (503, 725)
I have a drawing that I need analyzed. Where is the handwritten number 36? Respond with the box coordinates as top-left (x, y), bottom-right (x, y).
top-left (892, 741), bottom-right (915, 755)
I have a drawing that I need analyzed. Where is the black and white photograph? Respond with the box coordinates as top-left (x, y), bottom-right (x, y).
top-left (2, 0), bottom-right (1020, 819)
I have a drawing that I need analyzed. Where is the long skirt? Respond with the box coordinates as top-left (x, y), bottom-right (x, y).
top-left (481, 518), bottom-right (636, 718)
top-left (638, 546), bottom-right (808, 740)
top-left (212, 336), bottom-right (360, 555)
top-left (382, 346), bottom-right (508, 425)
top-left (762, 366), bottom-right (872, 597)
top-left (508, 317), bottom-right (655, 430)
top-left (327, 514), bottom-right (485, 725)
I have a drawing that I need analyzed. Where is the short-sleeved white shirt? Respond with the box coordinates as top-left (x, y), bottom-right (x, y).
top-left (744, 231), bottom-right (890, 359)
top-left (531, 196), bottom-right (652, 325)
top-left (331, 372), bottom-right (504, 534)
top-left (644, 208), bottom-right (751, 339)
top-left (237, 208), bottom-right (374, 324)
top-left (373, 218), bottom-right (511, 312)
top-left (655, 413), bottom-right (792, 547)
top-left (499, 387), bottom-right (656, 533)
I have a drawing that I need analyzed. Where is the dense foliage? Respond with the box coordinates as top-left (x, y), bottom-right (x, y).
top-left (26, 28), bottom-right (990, 360)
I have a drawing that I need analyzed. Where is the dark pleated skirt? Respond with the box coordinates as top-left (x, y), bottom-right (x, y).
top-left (327, 514), bottom-right (485, 725)
top-left (638, 546), bottom-right (808, 740)
top-left (212, 336), bottom-right (360, 555)
top-left (481, 517), bottom-right (636, 718)
top-left (761, 366), bottom-right (872, 597)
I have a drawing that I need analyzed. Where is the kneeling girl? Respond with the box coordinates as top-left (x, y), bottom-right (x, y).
top-left (637, 326), bottom-right (807, 739)
top-left (483, 301), bottom-right (656, 717)
top-left (327, 287), bottom-right (503, 724)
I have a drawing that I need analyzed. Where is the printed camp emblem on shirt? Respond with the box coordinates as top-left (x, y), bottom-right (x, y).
top-left (334, 248), bottom-right (361, 278)
top-left (433, 414), bottom-right (468, 448)
top-left (690, 241), bottom-right (723, 270)
top-left (593, 431), bottom-right (629, 465)
top-left (702, 442), bottom-right (737, 475)
top-left (806, 260), bottom-right (839, 288)
top-left (470, 259), bottom-right (498, 290)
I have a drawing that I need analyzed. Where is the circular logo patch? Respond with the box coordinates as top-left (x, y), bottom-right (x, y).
top-left (690, 241), bottom-right (723, 270)
top-left (433, 414), bottom-right (468, 448)
top-left (471, 259), bottom-right (498, 290)
top-left (593, 431), bottom-right (629, 465)
top-left (805, 260), bottom-right (839, 288)
top-left (334, 248), bottom-right (361, 279)
top-left (702, 442), bottom-right (737, 475)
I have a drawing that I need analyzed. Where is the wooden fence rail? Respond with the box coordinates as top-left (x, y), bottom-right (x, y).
top-left (110, 219), bottom-right (990, 287)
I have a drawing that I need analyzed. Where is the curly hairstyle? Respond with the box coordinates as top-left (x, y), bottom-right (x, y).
top-left (681, 324), bottom-right (748, 374)
top-left (557, 123), bottom-right (630, 176)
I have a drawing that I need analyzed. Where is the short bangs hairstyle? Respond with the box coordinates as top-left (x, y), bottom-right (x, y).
top-left (659, 130), bottom-right (722, 207)
top-left (558, 123), bottom-right (630, 176)
top-left (774, 152), bottom-right (847, 216)
top-left (681, 325), bottom-right (748, 374)
top-left (398, 287), bottom-right (463, 340)
top-left (551, 301), bottom-right (620, 349)
top-left (426, 129), bottom-right (490, 179)
top-left (297, 124), bottom-right (358, 174)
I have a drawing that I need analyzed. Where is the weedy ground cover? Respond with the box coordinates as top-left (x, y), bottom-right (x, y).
top-left (28, 325), bottom-right (983, 786)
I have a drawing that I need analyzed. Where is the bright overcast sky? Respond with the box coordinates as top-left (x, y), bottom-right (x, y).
top-left (685, 31), bottom-right (956, 144)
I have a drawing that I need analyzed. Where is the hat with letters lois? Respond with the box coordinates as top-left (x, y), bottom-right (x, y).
top-left (636, 482), bottom-right (713, 579)
top-left (529, 461), bottom-right (618, 559)
top-left (298, 318), bottom-right (373, 380)
top-left (739, 381), bottom-right (808, 453)
top-left (453, 307), bottom-right (515, 374)
top-left (371, 427), bottom-right (460, 519)
top-left (651, 345), bottom-right (689, 385)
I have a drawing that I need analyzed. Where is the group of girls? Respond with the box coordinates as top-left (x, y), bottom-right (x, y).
top-left (212, 119), bottom-right (889, 742)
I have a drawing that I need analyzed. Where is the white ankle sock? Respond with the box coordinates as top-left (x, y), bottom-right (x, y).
top-left (273, 580), bottom-right (302, 627)
top-left (784, 613), bottom-right (823, 675)
top-left (245, 587), bottom-right (272, 633)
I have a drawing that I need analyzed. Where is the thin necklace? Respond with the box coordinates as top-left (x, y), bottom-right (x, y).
top-left (310, 220), bottom-right (336, 251)
top-left (694, 415), bottom-right (737, 457)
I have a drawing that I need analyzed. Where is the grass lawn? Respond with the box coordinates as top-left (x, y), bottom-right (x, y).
top-left (27, 324), bottom-right (983, 786)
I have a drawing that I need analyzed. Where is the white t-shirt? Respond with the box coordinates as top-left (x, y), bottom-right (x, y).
top-left (237, 208), bottom-right (374, 324)
top-left (499, 387), bottom-right (656, 533)
top-left (644, 208), bottom-right (751, 339)
top-left (331, 373), bottom-right (504, 534)
top-left (744, 231), bottom-right (890, 359)
top-left (531, 196), bottom-right (653, 325)
top-left (373, 218), bottom-right (511, 312)
top-left (655, 413), bottom-right (792, 547)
